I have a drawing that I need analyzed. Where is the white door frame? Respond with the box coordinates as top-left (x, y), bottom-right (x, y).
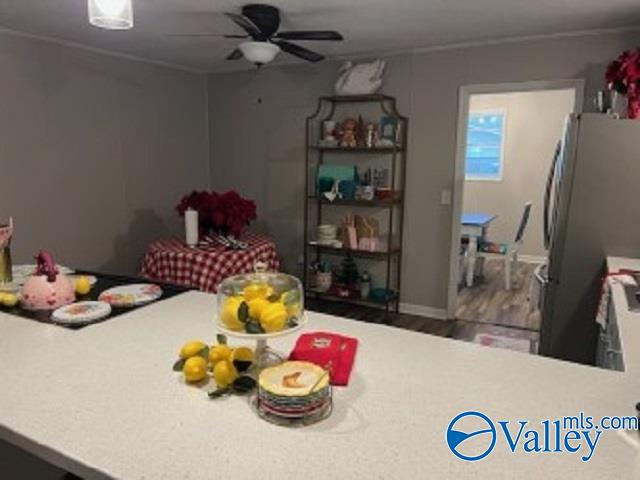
top-left (446, 79), bottom-right (585, 319)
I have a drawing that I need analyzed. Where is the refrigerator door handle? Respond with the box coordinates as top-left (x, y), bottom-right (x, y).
top-left (543, 141), bottom-right (561, 250)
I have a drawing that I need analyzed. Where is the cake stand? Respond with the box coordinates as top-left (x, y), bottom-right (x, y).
top-left (216, 314), bottom-right (308, 369)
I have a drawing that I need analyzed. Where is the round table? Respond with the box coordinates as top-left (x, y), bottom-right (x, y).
top-left (140, 232), bottom-right (279, 293)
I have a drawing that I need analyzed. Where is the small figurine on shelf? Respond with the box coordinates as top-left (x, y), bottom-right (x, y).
top-left (339, 118), bottom-right (358, 148)
top-left (312, 261), bottom-right (332, 293)
top-left (323, 120), bottom-right (337, 141)
top-left (356, 115), bottom-right (366, 147)
top-left (319, 120), bottom-right (338, 147)
top-left (365, 123), bottom-right (377, 148)
top-left (359, 271), bottom-right (371, 300)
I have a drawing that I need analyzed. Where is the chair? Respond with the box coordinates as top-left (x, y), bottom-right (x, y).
top-left (475, 202), bottom-right (532, 290)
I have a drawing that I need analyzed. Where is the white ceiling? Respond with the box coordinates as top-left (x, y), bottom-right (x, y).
top-left (1, 0), bottom-right (639, 72)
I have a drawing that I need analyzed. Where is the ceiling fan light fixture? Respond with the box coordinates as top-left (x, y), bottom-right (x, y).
top-left (239, 41), bottom-right (280, 65)
top-left (88, 0), bottom-right (133, 30)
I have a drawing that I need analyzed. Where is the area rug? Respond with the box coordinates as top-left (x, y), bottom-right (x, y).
top-left (473, 333), bottom-right (532, 353)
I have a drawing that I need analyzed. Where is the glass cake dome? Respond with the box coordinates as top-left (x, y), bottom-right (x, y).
top-left (216, 265), bottom-right (304, 339)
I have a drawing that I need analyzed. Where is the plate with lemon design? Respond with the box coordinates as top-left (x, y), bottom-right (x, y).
top-left (216, 271), bottom-right (306, 340)
top-left (98, 283), bottom-right (162, 307)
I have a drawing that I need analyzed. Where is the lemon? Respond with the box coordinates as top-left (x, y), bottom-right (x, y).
top-left (220, 296), bottom-right (244, 331)
top-left (247, 297), bottom-right (270, 320)
top-left (212, 359), bottom-right (238, 388)
top-left (183, 356), bottom-right (208, 383)
top-left (280, 290), bottom-right (301, 318)
top-left (0, 292), bottom-right (7, 305)
top-left (242, 283), bottom-right (273, 301)
top-left (259, 302), bottom-right (288, 333)
top-left (179, 340), bottom-right (207, 360)
top-left (286, 302), bottom-right (301, 318)
top-left (209, 344), bottom-right (232, 365)
top-left (75, 276), bottom-right (92, 295)
top-left (280, 289), bottom-right (300, 305)
top-left (2, 293), bottom-right (18, 308)
top-left (231, 346), bottom-right (254, 372)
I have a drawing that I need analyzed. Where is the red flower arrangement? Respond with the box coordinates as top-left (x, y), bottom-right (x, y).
top-left (606, 48), bottom-right (640, 118)
top-left (176, 190), bottom-right (257, 237)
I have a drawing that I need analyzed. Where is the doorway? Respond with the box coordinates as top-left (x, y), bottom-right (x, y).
top-left (447, 80), bottom-right (584, 353)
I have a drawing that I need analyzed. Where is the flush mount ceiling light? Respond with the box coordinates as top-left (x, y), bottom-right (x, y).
top-left (238, 41), bottom-right (280, 65)
top-left (88, 0), bottom-right (133, 30)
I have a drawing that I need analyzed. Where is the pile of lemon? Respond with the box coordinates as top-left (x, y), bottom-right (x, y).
top-left (174, 335), bottom-right (256, 396)
top-left (221, 282), bottom-right (301, 334)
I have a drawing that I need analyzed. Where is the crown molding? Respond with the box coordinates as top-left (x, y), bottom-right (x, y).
top-left (0, 25), bottom-right (206, 75)
top-left (208, 23), bottom-right (640, 74)
top-left (1, 21), bottom-right (639, 76)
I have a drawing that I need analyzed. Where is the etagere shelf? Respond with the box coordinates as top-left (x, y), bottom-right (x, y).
top-left (303, 94), bottom-right (408, 317)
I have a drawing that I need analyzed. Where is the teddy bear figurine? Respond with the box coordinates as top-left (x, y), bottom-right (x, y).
top-left (339, 118), bottom-right (358, 148)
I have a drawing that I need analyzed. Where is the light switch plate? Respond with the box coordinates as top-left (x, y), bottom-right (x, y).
top-left (440, 189), bottom-right (452, 205)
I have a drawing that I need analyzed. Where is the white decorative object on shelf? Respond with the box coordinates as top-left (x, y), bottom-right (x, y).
top-left (334, 59), bottom-right (386, 95)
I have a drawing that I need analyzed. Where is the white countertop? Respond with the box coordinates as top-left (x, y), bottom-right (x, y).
top-left (1, 287), bottom-right (640, 479)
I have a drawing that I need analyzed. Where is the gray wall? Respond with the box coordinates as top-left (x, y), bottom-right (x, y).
top-left (0, 33), bottom-right (210, 275)
top-left (463, 89), bottom-right (576, 258)
top-left (208, 29), bottom-right (640, 312)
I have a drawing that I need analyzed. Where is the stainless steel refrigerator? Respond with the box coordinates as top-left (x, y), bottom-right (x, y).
top-left (539, 113), bottom-right (640, 364)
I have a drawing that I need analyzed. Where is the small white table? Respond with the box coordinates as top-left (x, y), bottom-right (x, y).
top-left (461, 212), bottom-right (498, 287)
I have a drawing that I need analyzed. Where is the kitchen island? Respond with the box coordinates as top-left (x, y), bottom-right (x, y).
top-left (1, 277), bottom-right (640, 479)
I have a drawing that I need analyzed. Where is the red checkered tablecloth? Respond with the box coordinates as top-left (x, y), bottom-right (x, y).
top-left (139, 232), bottom-right (280, 293)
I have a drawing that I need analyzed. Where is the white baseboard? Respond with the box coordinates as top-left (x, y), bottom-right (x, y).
top-left (399, 303), bottom-right (448, 320)
top-left (518, 254), bottom-right (546, 264)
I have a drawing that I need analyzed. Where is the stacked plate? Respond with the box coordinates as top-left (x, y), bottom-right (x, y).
top-left (317, 224), bottom-right (338, 246)
top-left (257, 361), bottom-right (331, 419)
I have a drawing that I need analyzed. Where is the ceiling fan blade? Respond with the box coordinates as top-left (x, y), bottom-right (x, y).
top-left (226, 49), bottom-right (244, 60)
top-left (224, 12), bottom-right (262, 38)
top-left (274, 31), bottom-right (343, 41)
top-left (167, 34), bottom-right (248, 38)
top-left (273, 40), bottom-right (324, 63)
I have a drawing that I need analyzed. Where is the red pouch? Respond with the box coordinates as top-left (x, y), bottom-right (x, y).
top-left (288, 332), bottom-right (358, 386)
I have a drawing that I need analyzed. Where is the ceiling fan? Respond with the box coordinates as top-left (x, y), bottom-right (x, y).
top-left (172, 4), bottom-right (344, 66)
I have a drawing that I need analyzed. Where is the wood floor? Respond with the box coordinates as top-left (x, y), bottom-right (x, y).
top-left (456, 258), bottom-right (541, 331)
top-left (307, 296), bottom-right (540, 354)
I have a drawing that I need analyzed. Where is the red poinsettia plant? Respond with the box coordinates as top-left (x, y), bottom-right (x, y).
top-left (606, 48), bottom-right (640, 118)
top-left (176, 190), bottom-right (257, 237)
